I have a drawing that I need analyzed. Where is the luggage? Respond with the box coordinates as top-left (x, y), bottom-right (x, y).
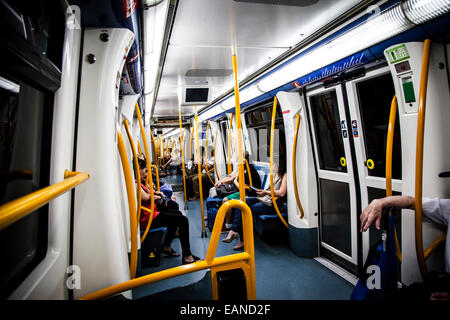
top-left (206, 197), bottom-right (224, 232)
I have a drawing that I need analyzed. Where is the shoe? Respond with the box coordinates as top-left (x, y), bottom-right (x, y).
top-left (162, 247), bottom-right (180, 257)
top-left (233, 243), bottom-right (244, 251)
top-left (182, 255), bottom-right (202, 265)
top-left (222, 231), bottom-right (238, 243)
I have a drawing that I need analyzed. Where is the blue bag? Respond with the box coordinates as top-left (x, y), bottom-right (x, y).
top-left (351, 210), bottom-right (400, 300)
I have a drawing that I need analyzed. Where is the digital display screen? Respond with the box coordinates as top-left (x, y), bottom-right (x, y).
top-left (185, 88), bottom-right (209, 102)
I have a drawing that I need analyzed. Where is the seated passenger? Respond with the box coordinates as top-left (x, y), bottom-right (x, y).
top-left (221, 152), bottom-right (262, 231)
top-left (360, 195), bottom-right (450, 300)
top-left (223, 158), bottom-right (287, 249)
top-left (137, 157), bottom-right (201, 264)
top-left (192, 147), bottom-right (214, 199)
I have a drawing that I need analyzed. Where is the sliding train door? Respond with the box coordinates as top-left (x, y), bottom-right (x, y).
top-left (344, 67), bottom-right (402, 265)
top-left (307, 66), bottom-right (401, 274)
top-left (307, 85), bottom-right (359, 273)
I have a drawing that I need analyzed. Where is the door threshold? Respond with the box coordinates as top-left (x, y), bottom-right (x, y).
top-left (314, 257), bottom-right (358, 286)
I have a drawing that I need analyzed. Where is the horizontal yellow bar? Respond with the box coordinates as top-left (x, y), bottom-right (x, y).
top-left (0, 171), bottom-right (90, 230)
top-left (80, 252), bottom-right (251, 300)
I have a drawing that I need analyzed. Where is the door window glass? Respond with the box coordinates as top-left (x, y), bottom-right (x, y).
top-left (310, 90), bottom-right (347, 172)
top-left (357, 74), bottom-right (401, 179)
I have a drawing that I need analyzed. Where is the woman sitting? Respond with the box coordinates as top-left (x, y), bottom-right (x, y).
top-left (223, 159), bottom-right (287, 250)
top-left (137, 158), bottom-right (201, 264)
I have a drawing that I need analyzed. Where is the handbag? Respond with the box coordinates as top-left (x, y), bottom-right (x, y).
top-left (216, 183), bottom-right (239, 198)
top-left (155, 197), bottom-right (167, 211)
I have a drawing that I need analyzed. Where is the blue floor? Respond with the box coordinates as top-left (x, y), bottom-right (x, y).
top-left (133, 173), bottom-right (355, 300)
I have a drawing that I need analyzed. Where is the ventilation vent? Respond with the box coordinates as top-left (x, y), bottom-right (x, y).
top-left (185, 69), bottom-right (233, 77)
top-left (233, 0), bottom-right (320, 7)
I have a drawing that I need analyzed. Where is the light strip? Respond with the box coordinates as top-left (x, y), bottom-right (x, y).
top-left (0, 76), bottom-right (20, 94)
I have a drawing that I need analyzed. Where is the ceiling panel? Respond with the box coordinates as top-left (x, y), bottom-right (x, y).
top-left (150, 0), bottom-right (364, 118)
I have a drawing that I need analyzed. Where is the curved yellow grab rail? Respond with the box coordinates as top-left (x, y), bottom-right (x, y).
top-left (117, 130), bottom-right (138, 279)
top-left (244, 159), bottom-right (253, 187)
top-left (150, 165), bottom-right (160, 192)
top-left (179, 110), bottom-right (188, 205)
top-left (0, 170), bottom-right (89, 231)
top-left (414, 39), bottom-right (446, 277)
top-left (270, 96), bottom-right (289, 228)
top-left (292, 113), bottom-right (305, 219)
top-left (194, 105), bottom-right (207, 237)
top-left (232, 54), bottom-right (246, 202)
top-left (123, 119), bottom-right (142, 223)
top-left (385, 95), bottom-right (402, 262)
top-left (79, 199), bottom-right (256, 300)
top-left (135, 103), bottom-right (155, 240)
top-left (204, 120), bottom-right (216, 186)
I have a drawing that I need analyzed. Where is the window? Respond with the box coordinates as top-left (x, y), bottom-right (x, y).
top-left (0, 0), bottom-right (64, 299)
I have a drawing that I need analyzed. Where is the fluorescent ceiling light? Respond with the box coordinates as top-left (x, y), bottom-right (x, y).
top-left (258, 3), bottom-right (414, 92)
top-left (0, 76), bottom-right (20, 94)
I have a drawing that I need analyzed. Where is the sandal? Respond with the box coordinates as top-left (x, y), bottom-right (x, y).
top-left (222, 231), bottom-right (239, 243)
top-left (182, 255), bottom-right (202, 265)
top-left (162, 247), bottom-right (180, 257)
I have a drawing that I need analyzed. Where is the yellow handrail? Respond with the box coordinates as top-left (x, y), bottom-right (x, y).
top-left (195, 105), bottom-right (207, 236)
top-left (0, 170), bottom-right (89, 230)
top-left (414, 39), bottom-right (445, 278)
top-left (150, 165), bottom-right (160, 192)
top-left (244, 159), bottom-right (253, 187)
top-left (232, 54), bottom-right (245, 202)
top-left (385, 95), bottom-right (402, 262)
top-left (270, 96), bottom-right (289, 228)
top-left (179, 110), bottom-right (188, 205)
top-left (135, 103), bottom-right (155, 240)
top-left (79, 199), bottom-right (256, 300)
top-left (123, 119), bottom-right (142, 223)
top-left (117, 131), bottom-right (138, 279)
top-left (292, 113), bottom-right (305, 219)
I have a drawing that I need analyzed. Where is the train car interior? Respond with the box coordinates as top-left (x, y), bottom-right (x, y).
top-left (0, 0), bottom-right (449, 303)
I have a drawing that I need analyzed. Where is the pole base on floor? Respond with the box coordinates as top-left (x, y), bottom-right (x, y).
top-left (201, 230), bottom-right (208, 238)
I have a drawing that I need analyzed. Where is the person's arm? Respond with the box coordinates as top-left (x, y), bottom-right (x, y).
top-left (256, 174), bottom-right (287, 198)
top-left (215, 171), bottom-right (238, 187)
top-left (360, 195), bottom-right (415, 232)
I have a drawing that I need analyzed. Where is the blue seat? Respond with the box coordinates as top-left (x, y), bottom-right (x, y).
top-left (253, 201), bottom-right (288, 236)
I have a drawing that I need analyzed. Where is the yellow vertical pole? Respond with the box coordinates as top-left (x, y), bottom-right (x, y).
top-left (195, 105), bottom-right (207, 237)
top-left (179, 110), bottom-right (188, 209)
top-left (232, 54), bottom-right (245, 202)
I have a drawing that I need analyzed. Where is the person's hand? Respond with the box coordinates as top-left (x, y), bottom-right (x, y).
top-left (430, 292), bottom-right (450, 300)
top-left (256, 189), bottom-right (266, 197)
top-left (215, 181), bottom-right (222, 187)
top-left (360, 199), bottom-right (384, 232)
